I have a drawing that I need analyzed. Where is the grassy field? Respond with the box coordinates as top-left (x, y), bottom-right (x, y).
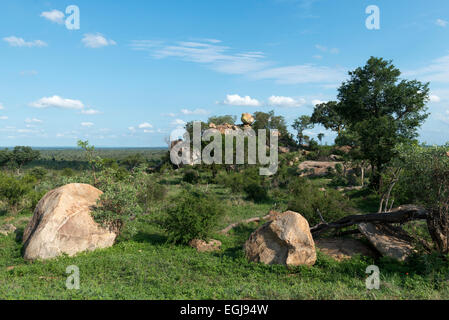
top-left (2, 172), bottom-right (449, 300)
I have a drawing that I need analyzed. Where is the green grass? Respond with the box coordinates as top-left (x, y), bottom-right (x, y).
top-left (1, 168), bottom-right (449, 300)
top-left (2, 185), bottom-right (449, 300)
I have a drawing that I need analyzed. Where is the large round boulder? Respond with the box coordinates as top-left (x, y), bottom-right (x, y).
top-left (22, 183), bottom-right (116, 260)
top-left (244, 211), bottom-right (316, 266)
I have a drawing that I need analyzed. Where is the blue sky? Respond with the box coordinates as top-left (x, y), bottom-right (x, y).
top-left (0, 0), bottom-right (448, 147)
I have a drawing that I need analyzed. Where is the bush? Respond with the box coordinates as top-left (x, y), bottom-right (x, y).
top-left (216, 171), bottom-right (245, 193)
top-left (244, 181), bottom-right (269, 203)
top-left (0, 173), bottom-right (33, 214)
top-left (161, 189), bottom-right (223, 244)
top-left (182, 168), bottom-right (200, 184)
top-left (287, 178), bottom-right (352, 225)
top-left (137, 176), bottom-right (167, 212)
top-left (61, 168), bottom-right (75, 177)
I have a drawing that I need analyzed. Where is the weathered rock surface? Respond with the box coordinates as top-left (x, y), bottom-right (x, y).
top-left (244, 211), bottom-right (316, 266)
top-left (241, 113), bottom-right (255, 125)
top-left (358, 223), bottom-right (415, 261)
top-left (315, 238), bottom-right (378, 261)
top-left (22, 183), bottom-right (116, 261)
top-left (298, 161), bottom-right (343, 177)
top-left (0, 224), bottom-right (16, 236)
top-left (189, 239), bottom-right (222, 252)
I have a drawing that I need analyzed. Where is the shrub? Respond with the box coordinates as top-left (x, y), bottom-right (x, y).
top-left (137, 176), bottom-right (167, 212)
top-left (161, 189), bottom-right (223, 244)
top-left (216, 171), bottom-right (245, 193)
top-left (61, 168), bottom-right (75, 177)
top-left (182, 168), bottom-right (200, 184)
top-left (287, 178), bottom-right (351, 225)
top-left (0, 173), bottom-right (33, 214)
top-left (244, 180), bottom-right (268, 202)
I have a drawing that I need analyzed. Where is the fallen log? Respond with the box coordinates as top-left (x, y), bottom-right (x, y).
top-left (220, 214), bottom-right (272, 234)
top-left (310, 205), bottom-right (428, 236)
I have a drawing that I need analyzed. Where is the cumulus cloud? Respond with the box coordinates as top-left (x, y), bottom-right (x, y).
top-left (3, 36), bottom-right (47, 47)
top-left (180, 108), bottom-right (209, 115)
top-left (40, 9), bottom-right (65, 24)
top-left (82, 33), bottom-right (116, 48)
top-left (138, 122), bottom-right (153, 129)
top-left (128, 126), bottom-right (136, 132)
top-left (29, 95), bottom-right (84, 109)
top-left (81, 122), bottom-right (94, 127)
top-left (436, 19), bottom-right (448, 27)
top-left (312, 99), bottom-right (327, 106)
top-left (0, 103), bottom-right (4, 110)
top-left (0, 116), bottom-right (8, 120)
top-left (268, 96), bottom-right (306, 107)
top-left (223, 94), bottom-right (261, 107)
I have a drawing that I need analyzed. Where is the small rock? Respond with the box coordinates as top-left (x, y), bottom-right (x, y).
top-left (0, 224), bottom-right (16, 236)
top-left (189, 239), bottom-right (222, 252)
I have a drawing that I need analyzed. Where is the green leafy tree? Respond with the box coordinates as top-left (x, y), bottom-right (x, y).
top-left (10, 146), bottom-right (40, 173)
top-left (207, 115), bottom-right (236, 125)
top-left (316, 57), bottom-right (430, 189)
top-left (311, 101), bottom-right (345, 134)
top-left (292, 115), bottom-right (313, 145)
top-left (253, 110), bottom-right (296, 147)
top-left (317, 133), bottom-right (324, 145)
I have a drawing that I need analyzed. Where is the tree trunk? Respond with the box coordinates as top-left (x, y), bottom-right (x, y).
top-left (427, 208), bottom-right (449, 254)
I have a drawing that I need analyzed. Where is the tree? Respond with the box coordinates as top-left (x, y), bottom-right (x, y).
top-left (0, 149), bottom-right (11, 168)
top-left (315, 57), bottom-right (430, 189)
top-left (252, 110), bottom-right (296, 147)
top-left (390, 143), bottom-right (449, 253)
top-left (9, 146), bottom-right (40, 173)
top-left (311, 101), bottom-right (345, 134)
top-left (207, 115), bottom-right (236, 125)
top-left (292, 115), bottom-right (313, 146)
top-left (77, 140), bottom-right (99, 185)
top-left (317, 133), bottom-right (324, 145)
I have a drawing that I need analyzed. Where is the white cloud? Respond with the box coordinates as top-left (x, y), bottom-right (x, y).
top-left (430, 95), bottom-right (441, 103)
top-left (171, 119), bottom-right (186, 126)
top-left (81, 122), bottom-right (94, 127)
top-left (138, 122), bottom-right (153, 129)
top-left (251, 65), bottom-right (346, 84)
top-left (0, 103), bottom-right (4, 110)
top-left (20, 70), bottom-right (38, 76)
top-left (131, 39), bottom-right (346, 86)
top-left (0, 116), bottom-right (8, 120)
top-left (405, 54), bottom-right (449, 83)
top-left (128, 126), bottom-right (136, 132)
top-left (315, 44), bottom-right (339, 54)
top-left (312, 99), bottom-right (327, 105)
top-left (3, 36), bottom-right (47, 48)
top-left (81, 108), bottom-right (101, 115)
top-left (268, 96), bottom-right (306, 107)
top-left (131, 40), bottom-right (269, 75)
top-left (25, 118), bottom-right (43, 123)
top-left (40, 10), bottom-right (65, 24)
top-left (143, 129), bottom-right (154, 133)
top-left (181, 108), bottom-right (209, 115)
top-left (223, 94), bottom-right (261, 107)
top-left (82, 33), bottom-right (117, 48)
top-left (29, 95), bottom-right (84, 109)
top-left (436, 19), bottom-right (448, 27)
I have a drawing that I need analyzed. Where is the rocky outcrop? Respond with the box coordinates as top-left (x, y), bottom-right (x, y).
top-left (244, 211), bottom-right (316, 266)
top-left (241, 113), bottom-right (255, 125)
top-left (298, 161), bottom-right (343, 177)
top-left (22, 183), bottom-right (116, 261)
top-left (189, 239), bottom-right (222, 252)
top-left (358, 223), bottom-right (415, 261)
top-left (315, 238), bottom-right (378, 261)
